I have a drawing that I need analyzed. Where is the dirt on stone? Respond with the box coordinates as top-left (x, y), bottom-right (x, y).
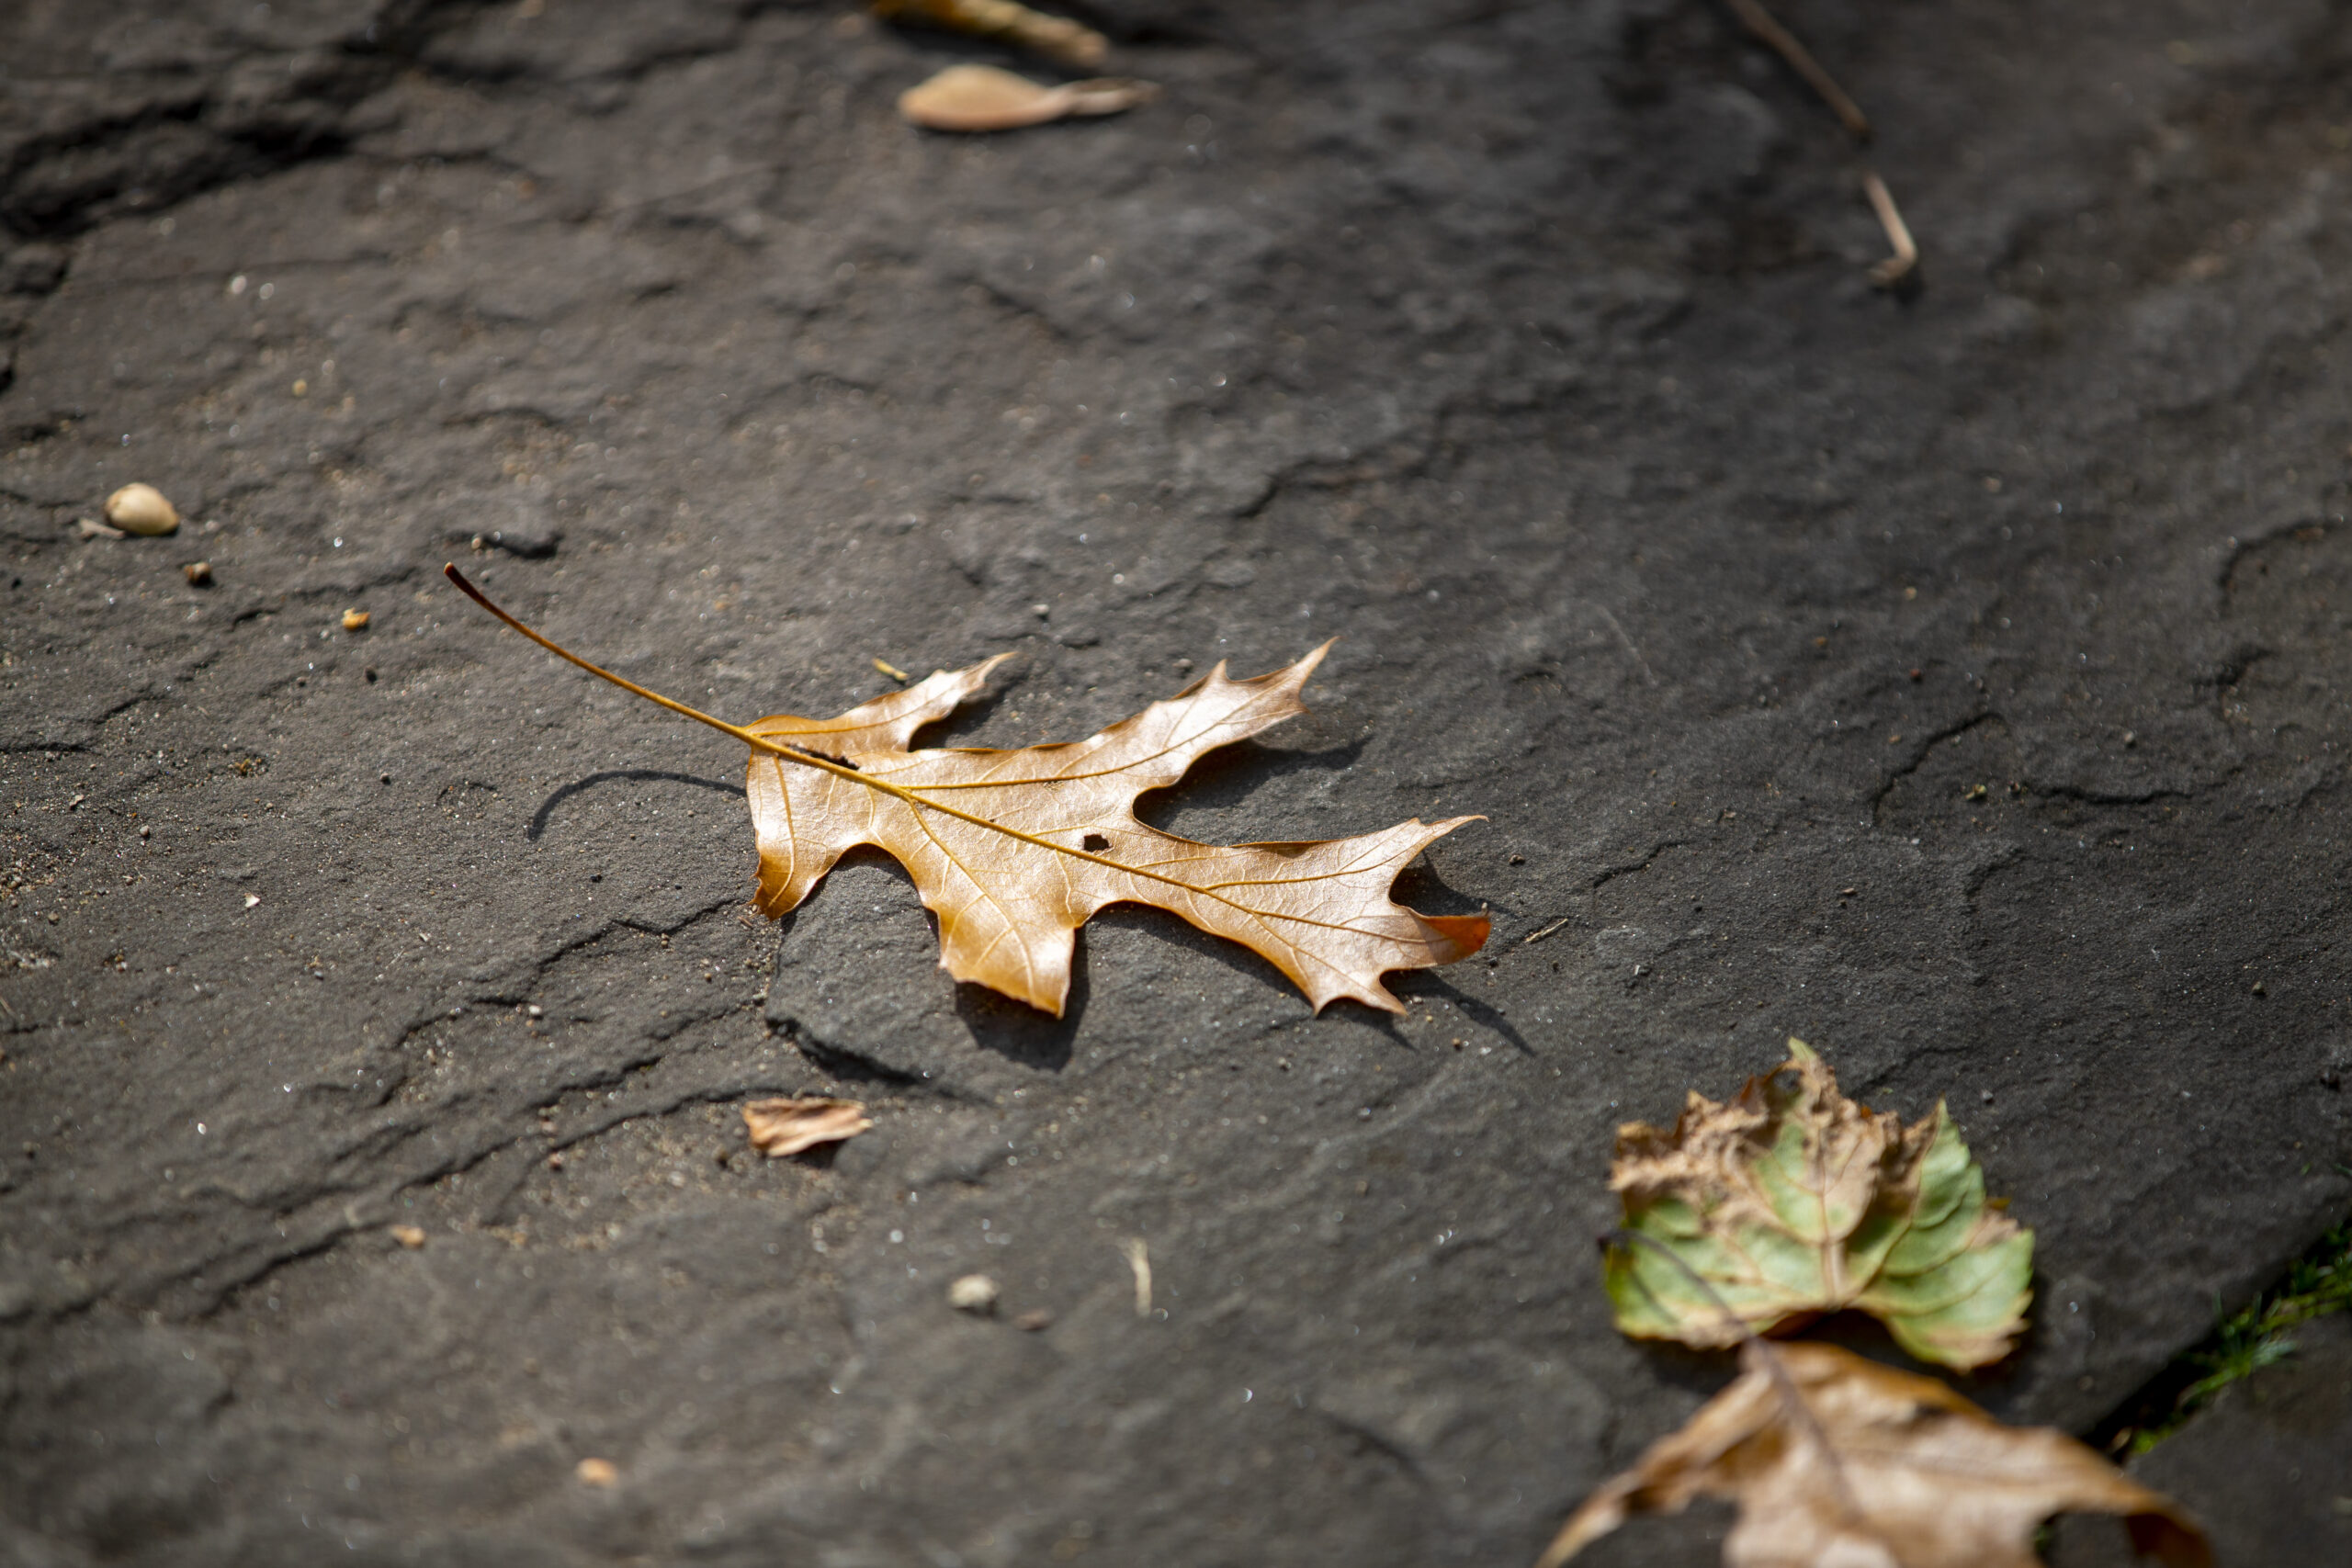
top-left (3, 4), bottom-right (2350, 1566)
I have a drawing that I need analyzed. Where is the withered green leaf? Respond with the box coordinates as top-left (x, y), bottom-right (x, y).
top-left (1604, 1039), bottom-right (2032, 1370)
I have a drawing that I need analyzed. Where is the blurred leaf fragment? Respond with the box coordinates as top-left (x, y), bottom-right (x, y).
top-left (899, 63), bottom-right (1156, 131)
top-left (1537, 1340), bottom-right (2211, 1568)
top-left (872, 0), bottom-right (1107, 68)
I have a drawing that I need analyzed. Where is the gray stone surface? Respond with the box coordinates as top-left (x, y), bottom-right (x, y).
top-left (2053, 1312), bottom-right (2352, 1567)
top-left (2, 2), bottom-right (2349, 1563)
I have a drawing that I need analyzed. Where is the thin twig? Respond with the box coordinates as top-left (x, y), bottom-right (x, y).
top-left (1120, 1237), bottom-right (1153, 1317)
top-left (1522, 916), bottom-right (1574, 945)
top-left (1721, 0), bottom-right (1871, 140)
top-left (1593, 605), bottom-right (1657, 688)
top-left (1860, 169), bottom-right (1917, 288)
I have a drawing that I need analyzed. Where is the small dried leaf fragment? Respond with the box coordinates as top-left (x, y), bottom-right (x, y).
top-left (871, 0), bottom-right (1107, 68)
top-left (741, 1096), bottom-right (872, 1157)
top-left (1605, 1039), bottom-right (2031, 1368)
top-left (1536, 1340), bottom-right (2210, 1568)
top-left (342, 608), bottom-right (371, 632)
top-left (899, 63), bottom-right (1156, 132)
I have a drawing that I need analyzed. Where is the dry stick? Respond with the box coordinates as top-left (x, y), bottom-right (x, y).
top-left (1721, 0), bottom-right (1871, 139)
top-left (1120, 1237), bottom-right (1153, 1318)
top-left (1719, 0), bottom-right (1920, 288)
top-left (1861, 168), bottom-right (1918, 288)
top-left (1532, 1229), bottom-right (1869, 1568)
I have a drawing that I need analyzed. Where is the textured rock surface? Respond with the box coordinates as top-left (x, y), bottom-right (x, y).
top-left (2, 2), bottom-right (2348, 1563)
top-left (2052, 1311), bottom-right (2352, 1567)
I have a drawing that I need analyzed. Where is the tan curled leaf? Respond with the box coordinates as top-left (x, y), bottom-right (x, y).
top-left (742, 1096), bottom-right (872, 1157)
top-left (899, 63), bottom-right (1156, 132)
top-left (1604, 1039), bottom-right (2032, 1369)
top-left (1537, 1340), bottom-right (2211, 1568)
top-left (447, 567), bottom-right (1487, 1018)
top-left (871, 0), bottom-right (1108, 69)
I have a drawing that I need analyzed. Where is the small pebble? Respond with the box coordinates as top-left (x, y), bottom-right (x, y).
top-left (948, 1274), bottom-right (1000, 1314)
top-left (342, 608), bottom-right (370, 632)
top-left (2252, 980), bottom-right (2267, 996)
top-left (574, 1458), bottom-right (619, 1488)
top-left (390, 1224), bottom-right (426, 1249)
top-left (183, 560), bottom-right (213, 586)
top-left (104, 483), bottom-right (180, 536)
top-left (1014, 1309), bottom-right (1054, 1332)
top-left (243, 894), bottom-right (261, 908)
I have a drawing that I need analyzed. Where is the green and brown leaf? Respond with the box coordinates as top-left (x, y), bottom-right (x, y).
top-left (1603, 1039), bottom-right (2032, 1370)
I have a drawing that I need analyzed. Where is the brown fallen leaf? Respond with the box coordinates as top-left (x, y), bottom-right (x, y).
top-left (871, 0), bottom-right (1107, 69)
top-left (1604, 1039), bottom-right (2032, 1370)
top-left (447, 566), bottom-right (1487, 1015)
top-left (1537, 1339), bottom-right (2211, 1568)
top-left (741, 1096), bottom-right (872, 1157)
top-left (899, 63), bottom-right (1156, 132)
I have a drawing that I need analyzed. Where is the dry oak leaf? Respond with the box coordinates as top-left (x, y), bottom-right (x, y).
top-left (742, 1097), bottom-right (873, 1157)
top-left (447, 566), bottom-right (1488, 1016)
top-left (1537, 1339), bottom-right (2209, 1568)
top-left (1605, 1039), bottom-right (2032, 1369)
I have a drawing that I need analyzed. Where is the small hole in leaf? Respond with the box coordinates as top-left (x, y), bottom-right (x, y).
top-left (1083, 833), bottom-right (1110, 852)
